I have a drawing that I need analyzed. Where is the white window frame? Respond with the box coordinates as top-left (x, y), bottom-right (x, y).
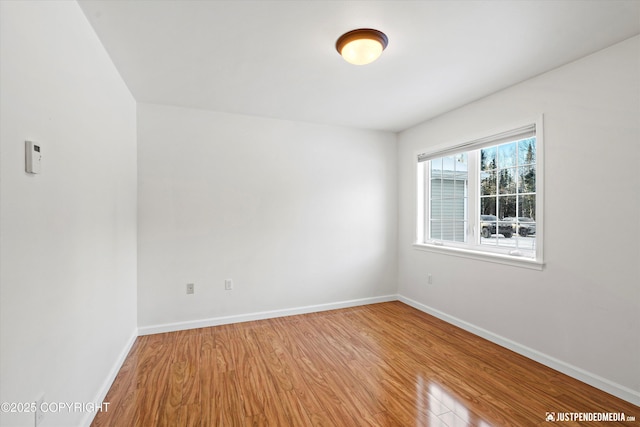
top-left (414, 116), bottom-right (544, 270)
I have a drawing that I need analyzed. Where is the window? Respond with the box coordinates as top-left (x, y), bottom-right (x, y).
top-left (415, 120), bottom-right (543, 268)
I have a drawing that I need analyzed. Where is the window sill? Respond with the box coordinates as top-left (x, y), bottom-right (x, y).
top-left (413, 242), bottom-right (544, 270)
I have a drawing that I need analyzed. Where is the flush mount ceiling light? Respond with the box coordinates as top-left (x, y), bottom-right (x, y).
top-left (336, 28), bottom-right (388, 65)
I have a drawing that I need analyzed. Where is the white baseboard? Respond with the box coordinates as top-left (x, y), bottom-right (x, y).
top-left (137, 294), bottom-right (398, 336)
top-left (398, 295), bottom-right (640, 406)
top-left (81, 329), bottom-right (138, 427)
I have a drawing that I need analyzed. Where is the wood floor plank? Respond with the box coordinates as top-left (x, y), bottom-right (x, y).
top-left (213, 371), bottom-right (244, 426)
top-left (156, 361), bottom-right (185, 426)
top-left (199, 331), bottom-right (217, 427)
top-left (237, 354), bottom-right (279, 418)
top-left (130, 334), bottom-right (176, 427)
top-left (176, 331), bottom-right (201, 406)
top-left (270, 317), bottom-right (312, 360)
top-left (91, 302), bottom-right (640, 426)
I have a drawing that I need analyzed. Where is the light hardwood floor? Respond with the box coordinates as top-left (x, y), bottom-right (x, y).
top-left (91, 301), bottom-right (639, 426)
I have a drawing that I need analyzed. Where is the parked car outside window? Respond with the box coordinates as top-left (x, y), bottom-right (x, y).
top-left (480, 215), bottom-right (513, 238)
top-left (503, 217), bottom-right (536, 237)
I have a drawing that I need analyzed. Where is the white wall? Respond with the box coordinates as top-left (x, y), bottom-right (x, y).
top-left (137, 104), bottom-right (397, 329)
top-left (0, 2), bottom-right (138, 426)
top-left (398, 36), bottom-right (640, 402)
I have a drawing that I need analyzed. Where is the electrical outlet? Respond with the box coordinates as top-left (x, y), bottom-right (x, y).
top-left (35, 394), bottom-right (45, 427)
top-left (224, 279), bottom-right (233, 290)
top-left (427, 274), bottom-right (433, 285)
top-left (186, 283), bottom-right (194, 294)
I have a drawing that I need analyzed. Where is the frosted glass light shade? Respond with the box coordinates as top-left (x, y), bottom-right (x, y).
top-left (336, 29), bottom-right (388, 65)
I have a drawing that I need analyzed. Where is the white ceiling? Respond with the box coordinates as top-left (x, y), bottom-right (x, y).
top-left (78, 0), bottom-right (640, 132)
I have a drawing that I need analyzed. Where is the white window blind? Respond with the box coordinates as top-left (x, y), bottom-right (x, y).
top-left (417, 124), bottom-right (536, 163)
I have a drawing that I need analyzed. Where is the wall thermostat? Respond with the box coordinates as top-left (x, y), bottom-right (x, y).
top-left (25, 140), bottom-right (42, 174)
